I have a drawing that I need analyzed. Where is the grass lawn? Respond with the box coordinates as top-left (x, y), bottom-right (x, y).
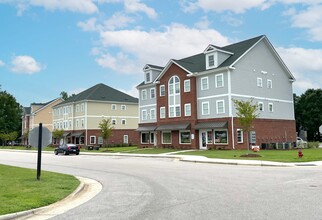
top-left (124, 148), bottom-right (180, 154)
top-left (177, 148), bottom-right (322, 163)
top-left (0, 164), bottom-right (79, 215)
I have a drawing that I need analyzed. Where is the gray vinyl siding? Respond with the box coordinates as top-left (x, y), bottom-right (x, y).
top-left (229, 40), bottom-right (294, 120)
top-left (138, 85), bottom-right (157, 123)
top-left (217, 52), bottom-right (231, 67)
top-left (197, 96), bottom-right (230, 119)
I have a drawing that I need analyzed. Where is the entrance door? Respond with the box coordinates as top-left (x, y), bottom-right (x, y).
top-left (199, 130), bottom-right (208, 150)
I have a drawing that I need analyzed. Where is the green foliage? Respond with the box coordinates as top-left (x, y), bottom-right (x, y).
top-left (0, 131), bottom-right (18, 146)
top-left (0, 89), bottom-right (22, 145)
top-left (233, 99), bottom-right (259, 132)
top-left (99, 119), bottom-right (113, 147)
top-left (307, 142), bottom-right (319, 149)
top-left (0, 164), bottom-right (79, 215)
top-left (52, 129), bottom-right (64, 141)
top-left (294, 89), bottom-right (322, 141)
top-left (60, 91), bottom-right (69, 100)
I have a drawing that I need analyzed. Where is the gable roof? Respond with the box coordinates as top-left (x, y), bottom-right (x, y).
top-left (33, 98), bottom-right (63, 114)
top-left (55, 83), bottom-right (138, 107)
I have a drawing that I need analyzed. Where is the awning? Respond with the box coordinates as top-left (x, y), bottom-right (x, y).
top-left (156, 123), bottom-right (190, 131)
top-left (136, 126), bottom-right (157, 132)
top-left (195, 121), bottom-right (227, 129)
top-left (71, 132), bottom-right (84, 137)
top-left (63, 132), bottom-right (71, 137)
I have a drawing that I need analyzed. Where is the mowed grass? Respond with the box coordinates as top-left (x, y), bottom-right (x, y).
top-left (177, 148), bottom-right (322, 162)
top-left (0, 164), bottom-right (79, 215)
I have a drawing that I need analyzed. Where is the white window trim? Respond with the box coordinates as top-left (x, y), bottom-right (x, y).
top-left (267, 79), bottom-right (273, 89)
top-left (150, 108), bottom-right (156, 120)
top-left (216, 100), bottom-right (225, 114)
top-left (141, 132), bottom-right (149, 144)
top-left (214, 129), bottom-right (229, 145)
top-left (121, 119), bottom-right (126, 125)
top-left (184, 103), bottom-right (191, 116)
top-left (111, 104), bottom-right (117, 110)
top-left (162, 131), bottom-right (172, 144)
top-left (150, 88), bottom-right (156, 99)
top-left (160, 85), bottom-right (165, 97)
top-left (123, 135), bottom-right (129, 144)
top-left (141, 89), bottom-right (147, 100)
top-left (145, 71), bottom-right (151, 83)
top-left (90, 136), bottom-right (96, 144)
top-left (168, 76), bottom-right (181, 118)
top-left (184, 79), bottom-right (191, 92)
top-left (201, 77), bottom-right (209, 90)
top-left (258, 102), bottom-right (264, 111)
top-left (202, 101), bottom-right (210, 115)
top-left (257, 77), bottom-right (263, 87)
top-left (160, 107), bottom-right (165, 119)
top-left (179, 130), bottom-right (191, 144)
top-left (121, 105), bottom-right (126, 110)
top-left (215, 73), bottom-right (224, 88)
top-left (206, 53), bottom-right (217, 69)
top-left (237, 129), bottom-right (243, 143)
top-left (112, 119), bottom-right (117, 125)
top-left (142, 110), bottom-right (147, 120)
top-left (268, 103), bottom-right (274, 112)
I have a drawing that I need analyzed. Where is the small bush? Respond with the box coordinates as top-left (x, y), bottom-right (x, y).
top-left (307, 142), bottom-right (319, 148)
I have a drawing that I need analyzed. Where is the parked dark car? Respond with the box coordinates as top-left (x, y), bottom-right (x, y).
top-left (54, 144), bottom-right (80, 155)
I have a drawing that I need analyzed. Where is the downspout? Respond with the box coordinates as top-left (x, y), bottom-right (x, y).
top-left (228, 67), bottom-right (235, 149)
top-left (85, 102), bottom-right (88, 146)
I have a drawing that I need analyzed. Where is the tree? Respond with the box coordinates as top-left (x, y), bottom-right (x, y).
top-left (233, 99), bottom-right (259, 150)
top-left (294, 89), bottom-right (322, 141)
top-left (0, 88), bottom-right (22, 145)
top-left (60, 91), bottom-right (68, 100)
top-left (52, 129), bottom-right (64, 144)
top-left (99, 119), bottom-right (113, 148)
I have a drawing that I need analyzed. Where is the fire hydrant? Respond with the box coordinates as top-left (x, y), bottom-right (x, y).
top-left (298, 149), bottom-right (303, 158)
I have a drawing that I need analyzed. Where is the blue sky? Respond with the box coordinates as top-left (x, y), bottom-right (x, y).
top-left (1, 0), bottom-right (322, 107)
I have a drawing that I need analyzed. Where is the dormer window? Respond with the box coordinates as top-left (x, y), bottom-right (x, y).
top-left (206, 53), bottom-right (217, 69)
top-left (145, 71), bottom-right (151, 83)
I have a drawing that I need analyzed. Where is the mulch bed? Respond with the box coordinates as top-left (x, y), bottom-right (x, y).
top-left (240, 153), bottom-right (262, 158)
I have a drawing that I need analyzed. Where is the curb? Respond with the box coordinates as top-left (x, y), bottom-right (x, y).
top-left (0, 176), bottom-right (102, 220)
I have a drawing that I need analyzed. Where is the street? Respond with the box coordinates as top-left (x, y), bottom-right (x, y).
top-left (1, 151), bottom-right (322, 220)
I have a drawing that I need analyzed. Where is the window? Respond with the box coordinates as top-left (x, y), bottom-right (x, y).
top-left (81, 103), bottom-right (84, 112)
top-left (201, 77), bottom-right (209, 90)
top-left (76, 119), bottom-right (79, 128)
top-left (237, 129), bottom-right (243, 143)
top-left (267, 79), bottom-right (272, 89)
top-left (162, 131), bottom-right (171, 144)
top-left (160, 107), bottom-right (165, 119)
top-left (150, 88), bottom-right (155, 99)
top-left (81, 119), bottom-right (84, 127)
top-left (141, 89), bottom-right (147, 100)
top-left (160, 85), bottom-right (165, 96)
top-left (180, 131), bottom-right (191, 144)
top-left (258, 102), bottom-right (264, 111)
top-left (90, 136), bottom-right (96, 144)
top-left (145, 71), bottom-right (151, 83)
top-left (112, 119), bottom-right (117, 125)
top-left (69, 120), bottom-right (72, 129)
top-left (215, 74), bottom-right (224, 88)
top-left (150, 133), bottom-right (155, 144)
top-left (141, 132), bottom-right (149, 144)
top-left (168, 76), bottom-right (181, 118)
top-left (216, 100), bottom-right (225, 114)
top-left (207, 131), bottom-right (213, 144)
top-left (268, 103), bottom-right (274, 112)
top-left (121, 119), bottom-right (126, 125)
top-left (185, 103), bottom-right (191, 116)
top-left (142, 110), bottom-right (147, 120)
top-left (121, 105), bottom-right (126, 110)
top-left (111, 104), bottom-right (116, 110)
top-left (214, 130), bottom-right (228, 144)
top-left (257, 77), bottom-right (263, 87)
top-left (76, 105), bottom-right (79, 112)
top-left (123, 135), bottom-right (128, 144)
top-left (184, 79), bottom-right (191, 92)
top-left (208, 54), bottom-right (215, 67)
top-left (150, 109), bottom-right (156, 120)
top-left (202, 102), bottom-right (209, 115)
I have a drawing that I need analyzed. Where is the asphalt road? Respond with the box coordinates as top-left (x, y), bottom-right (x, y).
top-left (1, 151), bottom-right (322, 220)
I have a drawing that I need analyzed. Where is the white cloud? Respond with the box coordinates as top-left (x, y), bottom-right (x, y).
top-left (123, 0), bottom-right (157, 19)
top-left (120, 84), bottom-right (139, 98)
top-left (10, 55), bottom-right (44, 74)
top-left (288, 5), bottom-right (322, 41)
top-left (103, 12), bottom-right (135, 30)
top-left (0, 60), bottom-right (5, 67)
top-left (194, 16), bottom-right (211, 29)
top-left (277, 47), bottom-right (322, 94)
top-left (96, 24), bottom-right (230, 74)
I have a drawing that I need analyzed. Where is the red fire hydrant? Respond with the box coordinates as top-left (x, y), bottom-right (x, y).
top-left (298, 149), bottom-right (303, 158)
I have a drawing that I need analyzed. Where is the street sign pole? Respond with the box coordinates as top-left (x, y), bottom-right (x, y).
top-left (37, 123), bottom-right (42, 180)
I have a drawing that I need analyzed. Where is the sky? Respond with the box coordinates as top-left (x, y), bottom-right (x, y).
top-left (1, 0), bottom-right (322, 107)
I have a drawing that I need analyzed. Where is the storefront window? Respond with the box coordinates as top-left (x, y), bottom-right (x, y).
top-left (214, 130), bottom-right (228, 144)
top-left (162, 131), bottom-right (171, 144)
top-left (207, 131), bottom-right (213, 143)
top-left (180, 131), bottom-right (191, 144)
top-left (141, 132), bottom-right (149, 144)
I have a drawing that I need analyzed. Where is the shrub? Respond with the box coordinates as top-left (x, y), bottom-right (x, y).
top-left (307, 142), bottom-right (319, 148)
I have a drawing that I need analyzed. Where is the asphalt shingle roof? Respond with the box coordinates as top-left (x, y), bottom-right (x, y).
top-left (56, 83), bottom-right (138, 107)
